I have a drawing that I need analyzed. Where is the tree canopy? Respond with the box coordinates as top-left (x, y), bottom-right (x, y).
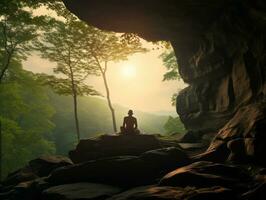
top-left (0, 62), bottom-right (55, 177)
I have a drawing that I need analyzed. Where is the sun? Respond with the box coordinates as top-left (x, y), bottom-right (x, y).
top-left (121, 64), bottom-right (136, 78)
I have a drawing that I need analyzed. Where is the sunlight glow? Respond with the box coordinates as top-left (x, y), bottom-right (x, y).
top-left (121, 64), bottom-right (137, 78)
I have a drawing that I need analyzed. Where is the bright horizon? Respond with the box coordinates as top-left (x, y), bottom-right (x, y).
top-left (22, 7), bottom-right (187, 115)
top-left (23, 39), bottom-right (186, 115)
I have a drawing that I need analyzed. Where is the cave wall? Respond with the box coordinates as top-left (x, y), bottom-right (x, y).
top-left (175, 2), bottom-right (266, 133)
top-left (63, 0), bottom-right (266, 162)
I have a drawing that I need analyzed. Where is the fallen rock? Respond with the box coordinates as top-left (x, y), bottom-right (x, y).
top-left (29, 155), bottom-right (73, 177)
top-left (107, 185), bottom-right (235, 200)
top-left (159, 161), bottom-right (251, 190)
top-left (1, 167), bottom-right (38, 188)
top-left (42, 183), bottom-right (122, 200)
top-left (69, 134), bottom-right (182, 163)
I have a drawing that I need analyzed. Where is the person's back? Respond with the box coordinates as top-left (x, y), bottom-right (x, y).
top-left (123, 116), bottom-right (137, 131)
top-left (121, 110), bottom-right (139, 135)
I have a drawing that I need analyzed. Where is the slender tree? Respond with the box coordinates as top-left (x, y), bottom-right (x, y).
top-left (36, 19), bottom-right (100, 141)
top-left (83, 31), bottom-right (146, 132)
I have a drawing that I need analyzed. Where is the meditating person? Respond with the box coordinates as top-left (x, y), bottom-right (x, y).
top-left (120, 110), bottom-right (140, 135)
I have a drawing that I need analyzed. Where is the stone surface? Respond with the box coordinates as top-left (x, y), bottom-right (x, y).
top-left (2, 155), bottom-right (72, 187)
top-left (159, 161), bottom-right (251, 190)
top-left (107, 185), bottom-right (235, 200)
top-left (48, 147), bottom-right (189, 187)
top-left (42, 183), bottom-right (122, 200)
top-left (69, 134), bottom-right (182, 163)
top-left (29, 155), bottom-right (73, 177)
top-left (1, 141), bottom-right (266, 200)
top-left (241, 182), bottom-right (266, 200)
top-left (196, 103), bottom-right (266, 165)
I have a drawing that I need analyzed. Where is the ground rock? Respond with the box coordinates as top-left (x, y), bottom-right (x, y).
top-left (107, 185), bottom-right (235, 200)
top-left (241, 182), bottom-right (266, 200)
top-left (28, 155), bottom-right (73, 177)
top-left (179, 131), bottom-right (204, 143)
top-left (48, 147), bottom-right (189, 187)
top-left (42, 183), bottom-right (122, 200)
top-left (2, 155), bottom-right (72, 188)
top-left (197, 103), bottom-right (266, 165)
top-left (159, 161), bottom-right (251, 190)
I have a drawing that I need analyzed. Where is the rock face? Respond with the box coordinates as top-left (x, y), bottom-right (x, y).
top-left (63, 0), bottom-right (266, 162)
top-left (195, 102), bottom-right (266, 164)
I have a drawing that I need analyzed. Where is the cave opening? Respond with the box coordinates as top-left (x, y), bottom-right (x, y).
top-left (63, 0), bottom-right (266, 161)
top-left (1, 1), bottom-right (266, 199)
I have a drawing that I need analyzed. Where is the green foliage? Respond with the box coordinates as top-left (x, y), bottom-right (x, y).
top-left (160, 48), bottom-right (181, 110)
top-left (160, 50), bottom-right (180, 81)
top-left (0, 62), bottom-right (55, 178)
top-left (38, 74), bottom-right (100, 97)
top-left (164, 116), bottom-right (186, 135)
top-left (0, 0), bottom-right (54, 82)
top-left (36, 18), bottom-right (100, 97)
top-left (85, 30), bottom-right (147, 65)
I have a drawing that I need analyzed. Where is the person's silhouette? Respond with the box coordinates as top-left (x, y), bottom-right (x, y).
top-left (120, 110), bottom-right (140, 135)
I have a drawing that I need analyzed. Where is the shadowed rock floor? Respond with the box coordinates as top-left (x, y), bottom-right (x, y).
top-left (1, 134), bottom-right (266, 200)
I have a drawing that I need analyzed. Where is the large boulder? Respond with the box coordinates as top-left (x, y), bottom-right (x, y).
top-left (2, 155), bottom-right (72, 187)
top-left (69, 134), bottom-right (182, 163)
top-left (48, 147), bottom-right (189, 187)
top-left (0, 156), bottom-right (73, 200)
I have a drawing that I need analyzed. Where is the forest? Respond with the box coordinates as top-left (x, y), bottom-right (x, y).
top-left (0, 0), bottom-right (185, 179)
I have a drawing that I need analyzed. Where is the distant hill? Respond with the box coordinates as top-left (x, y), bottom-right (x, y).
top-left (153, 110), bottom-right (178, 117)
top-left (47, 91), bottom-right (170, 154)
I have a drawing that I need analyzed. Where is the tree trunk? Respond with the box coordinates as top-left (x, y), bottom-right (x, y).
top-left (102, 71), bottom-right (117, 133)
top-left (69, 61), bottom-right (80, 142)
top-left (73, 93), bottom-right (80, 141)
top-left (0, 120), bottom-right (2, 181)
top-left (0, 52), bottom-right (12, 84)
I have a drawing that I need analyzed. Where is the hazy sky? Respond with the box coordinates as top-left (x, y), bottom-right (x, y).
top-left (23, 41), bottom-right (186, 114)
top-left (24, 7), bottom-right (187, 114)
